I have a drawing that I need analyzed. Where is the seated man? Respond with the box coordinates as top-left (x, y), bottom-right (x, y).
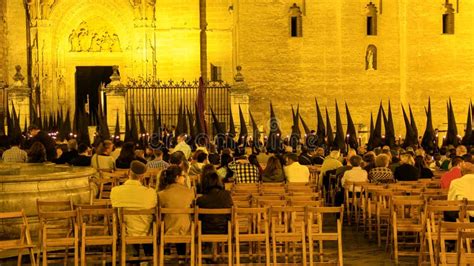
top-left (440, 156), bottom-right (464, 189)
top-left (341, 155), bottom-right (368, 192)
top-left (284, 153), bottom-right (310, 183)
top-left (228, 155), bottom-right (260, 183)
top-left (2, 136), bottom-right (27, 163)
top-left (111, 160), bottom-right (157, 254)
top-left (448, 162), bottom-right (474, 222)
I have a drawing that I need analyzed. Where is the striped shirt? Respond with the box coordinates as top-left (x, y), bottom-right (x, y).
top-left (2, 146), bottom-right (27, 163)
top-left (146, 160), bottom-right (170, 169)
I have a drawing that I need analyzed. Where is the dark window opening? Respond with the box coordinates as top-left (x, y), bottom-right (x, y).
top-left (210, 64), bottom-right (222, 82)
top-left (291, 17), bottom-right (298, 37)
top-left (367, 17), bottom-right (373, 35)
top-left (442, 14), bottom-right (454, 34)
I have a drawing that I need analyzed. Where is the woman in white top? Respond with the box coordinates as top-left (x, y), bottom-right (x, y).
top-left (91, 140), bottom-right (116, 174)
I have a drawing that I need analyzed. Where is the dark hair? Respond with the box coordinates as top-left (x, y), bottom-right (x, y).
top-left (158, 165), bottom-right (182, 191)
top-left (349, 155), bottom-right (362, 167)
top-left (201, 172), bottom-right (222, 194)
top-left (170, 151), bottom-right (185, 165)
top-left (118, 142), bottom-right (136, 161)
top-left (414, 155), bottom-right (427, 169)
top-left (285, 153), bottom-right (299, 163)
top-left (9, 136), bottom-right (22, 146)
top-left (220, 153), bottom-right (232, 167)
top-left (262, 156), bottom-right (282, 176)
top-left (153, 149), bottom-right (163, 158)
top-left (197, 151), bottom-right (208, 163)
top-left (452, 156), bottom-right (464, 167)
top-left (78, 143), bottom-right (89, 153)
top-left (248, 154), bottom-right (260, 168)
top-left (462, 154), bottom-right (473, 163)
top-left (28, 141), bottom-right (46, 163)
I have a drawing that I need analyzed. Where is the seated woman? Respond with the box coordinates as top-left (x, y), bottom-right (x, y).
top-left (216, 153), bottom-right (233, 182)
top-left (91, 140), bottom-right (115, 172)
top-left (27, 141), bottom-right (47, 163)
top-left (368, 154), bottom-right (395, 184)
top-left (415, 155), bottom-right (434, 179)
top-left (158, 166), bottom-right (195, 260)
top-left (115, 142), bottom-right (146, 169)
top-left (394, 153), bottom-right (420, 181)
top-left (196, 171), bottom-right (233, 234)
top-left (262, 156), bottom-right (285, 183)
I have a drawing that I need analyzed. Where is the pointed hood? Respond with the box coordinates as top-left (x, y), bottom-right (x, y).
top-left (333, 101), bottom-right (345, 151)
top-left (446, 98), bottom-right (459, 146)
top-left (129, 104), bottom-right (139, 143)
top-left (6, 104), bottom-right (12, 137)
top-left (152, 103), bottom-right (159, 135)
top-left (113, 111), bottom-right (121, 143)
top-left (462, 101), bottom-right (472, 145)
top-left (325, 108), bottom-right (334, 148)
top-left (237, 105), bottom-right (248, 146)
top-left (385, 101), bottom-right (396, 148)
top-left (97, 102), bottom-right (110, 141)
top-left (249, 110), bottom-right (261, 151)
top-left (0, 110), bottom-right (5, 136)
top-left (267, 102), bottom-right (281, 153)
top-left (269, 102), bottom-right (281, 135)
top-left (124, 107), bottom-right (131, 142)
top-left (186, 107), bottom-right (197, 148)
top-left (210, 106), bottom-right (225, 135)
top-left (402, 105), bottom-right (417, 148)
top-left (315, 99), bottom-right (326, 146)
top-left (409, 105), bottom-right (418, 143)
top-left (77, 109), bottom-right (90, 146)
top-left (175, 100), bottom-right (185, 137)
top-left (299, 114), bottom-right (311, 135)
top-left (421, 98), bottom-right (436, 151)
top-left (367, 112), bottom-right (374, 148)
top-left (228, 106), bottom-right (236, 136)
top-left (290, 105), bottom-right (301, 151)
top-left (368, 103), bottom-right (384, 150)
top-left (345, 102), bottom-right (358, 150)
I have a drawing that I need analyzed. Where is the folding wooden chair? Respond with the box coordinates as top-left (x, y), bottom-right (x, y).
top-left (118, 207), bottom-right (158, 266)
top-left (159, 207), bottom-right (195, 266)
top-left (36, 199), bottom-right (76, 266)
top-left (232, 195), bottom-right (252, 208)
top-left (438, 221), bottom-right (474, 265)
top-left (78, 207), bottom-right (117, 266)
top-left (234, 207), bottom-right (270, 265)
top-left (195, 208), bottom-right (233, 266)
top-left (145, 168), bottom-right (164, 189)
top-left (456, 230), bottom-right (474, 266)
top-left (0, 210), bottom-right (36, 266)
top-left (260, 183), bottom-right (286, 195)
top-left (390, 196), bottom-right (425, 265)
top-left (306, 206), bottom-right (344, 265)
top-left (95, 174), bottom-right (118, 200)
top-left (423, 200), bottom-right (464, 265)
top-left (269, 206), bottom-right (306, 265)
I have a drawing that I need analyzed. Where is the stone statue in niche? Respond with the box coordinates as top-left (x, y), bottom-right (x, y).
top-left (146, 0), bottom-right (156, 20)
top-left (68, 21), bottom-right (121, 52)
top-left (130, 0), bottom-right (144, 20)
top-left (40, 0), bottom-right (56, 19)
top-left (56, 75), bottom-right (66, 104)
top-left (365, 44), bottom-right (377, 70)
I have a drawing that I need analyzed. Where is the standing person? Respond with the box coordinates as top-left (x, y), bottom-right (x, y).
top-left (2, 136), bottom-right (27, 162)
top-left (262, 156), bottom-right (285, 183)
top-left (110, 161), bottom-right (157, 257)
top-left (69, 143), bottom-right (92, 166)
top-left (27, 142), bottom-right (47, 163)
top-left (284, 153), bottom-right (310, 183)
top-left (28, 125), bottom-right (57, 161)
top-left (228, 155), bottom-right (260, 183)
top-left (158, 166), bottom-right (195, 263)
top-left (171, 134), bottom-right (191, 160)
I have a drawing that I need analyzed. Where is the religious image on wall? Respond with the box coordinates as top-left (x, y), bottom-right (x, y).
top-left (365, 44), bottom-right (377, 70)
top-left (68, 21), bottom-right (121, 52)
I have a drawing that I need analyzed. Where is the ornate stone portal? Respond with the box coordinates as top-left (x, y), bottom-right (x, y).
top-left (6, 66), bottom-right (31, 129)
top-left (68, 21), bottom-right (122, 52)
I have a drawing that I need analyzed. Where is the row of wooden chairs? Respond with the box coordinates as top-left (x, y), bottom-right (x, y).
top-left (29, 198), bottom-right (344, 266)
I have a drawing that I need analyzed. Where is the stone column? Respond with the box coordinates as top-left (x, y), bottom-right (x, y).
top-left (6, 66), bottom-right (31, 130)
top-left (103, 66), bottom-right (127, 140)
top-left (229, 66), bottom-right (249, 133)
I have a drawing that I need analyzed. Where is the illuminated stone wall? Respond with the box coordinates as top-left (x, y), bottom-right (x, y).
top-left (237, 0), bottom-right (474, 137)
top-left (0, 0), bottom-right (7, 84)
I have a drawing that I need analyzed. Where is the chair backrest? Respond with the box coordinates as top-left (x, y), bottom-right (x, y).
top-left (392, 196), bottom-right (425, 221)
top-left (306, 206), bottom-right (344, 233)
top-left (78, 207), bottom-right (116, 237)
top-left (234, 207), bottom-right (268, 234)
top-left (117, 207), bottom-right (158, 237)
top-left (37, 199), bottom-right (74, 228)
top-left (195, 207), bottom-right (233, 227)
top-left (0, 210), bottom-right (33, 243)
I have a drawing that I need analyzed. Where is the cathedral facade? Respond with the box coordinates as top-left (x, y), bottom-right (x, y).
top-left (0, 0), bottom-right (472, 134)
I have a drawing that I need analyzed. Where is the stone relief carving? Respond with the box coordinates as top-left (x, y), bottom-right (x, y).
top-left (129, 0), bottom-right (156, 20)
top-left (26, 0), bottom-right (56, 20)
top-left (365, 45), bottom-right (377, 70)
top-left (69, 21), bottom-right (121, 52)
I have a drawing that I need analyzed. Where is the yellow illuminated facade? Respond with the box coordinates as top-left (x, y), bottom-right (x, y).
top-left (0, 0), bottom-right (472, 135)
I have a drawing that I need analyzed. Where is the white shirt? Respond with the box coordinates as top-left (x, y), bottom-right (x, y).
top-left (172, 141), bottom-right (192, 159)
top-left (341, 167), bottom-right (368, 192)
top-left (284, 162), bottom-right (310, 183)
top-left (448, 174), bottom-right (474, 216)
top-left (111, 180), bottom-right (157, 236)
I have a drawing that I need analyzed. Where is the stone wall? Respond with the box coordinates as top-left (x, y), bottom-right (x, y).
top-left (0, 0), bottom-right (7, 84)
top-left (237, 0), bottom-right (474, 138)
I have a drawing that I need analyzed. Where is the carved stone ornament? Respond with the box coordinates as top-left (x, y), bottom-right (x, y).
top-left (230, 66), bottom-right (249, 94)
top-left (104, 66), bottom-right (127, 96)
top-left (7, 66), bottom-right (31, 100)
top-left (69, 21), bottom-right (121, 52)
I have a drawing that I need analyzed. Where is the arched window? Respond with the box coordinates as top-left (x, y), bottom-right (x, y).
top-left (289, 3), bottom-right (302, 37)
top-left (442, 3), bottom-right (455, 34)
top-left (366, 2), bottom-right (377, 36)
top-left (365, 45), bottom-right (377, 70)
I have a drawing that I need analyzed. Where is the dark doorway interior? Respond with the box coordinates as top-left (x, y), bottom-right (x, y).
top-left (75, 66), bottom-right (113, 125)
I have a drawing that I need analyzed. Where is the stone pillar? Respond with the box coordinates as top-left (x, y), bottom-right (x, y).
top-left (103, 66), bottom-right (127, 140)
top-left (6, 66), bottom-right (31, 130)
top-left (229, 66), bottom-right (249, 133)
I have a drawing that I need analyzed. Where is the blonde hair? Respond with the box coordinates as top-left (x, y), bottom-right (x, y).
top-left (375, 154), bottom-right (390, 167)
top-left (329, 150), bottom-right (340, 159)
top-left (400, 153), bottom-right (415, 166)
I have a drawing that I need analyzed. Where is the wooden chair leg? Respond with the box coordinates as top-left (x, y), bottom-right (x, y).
top-left (393, 217), bottom-right (399, 265)
top-left (42, 246), bottom-right (47, 266)
top-left (235, 222), bottom-right (240, 266)
top-left (29, 247), bottom-right (37, 266)
top-left (159, 226), bottom-right (165, 266)
top-left (190, 224), bottom-right (195, 266)
top-left (265, 222), bottom-right (271, 266)
top-left (112, 237), bottom-right (117, 266)
top-left (302, 223), bottom-right (307, 266)
top-left (198, 235), bottom-right (202, 266)
top-left (228, 225), bottom-right (232, 266)
top-left (337, 220), bottom-right (343, 266)
top-left (153, 223), bottom-right (158, 266)
top-left (120, 240), bottom-right (126, 266)
top-left (308, 234), bottom-right (313, 266)
top-left (271, 223), bottom-right (277, 264)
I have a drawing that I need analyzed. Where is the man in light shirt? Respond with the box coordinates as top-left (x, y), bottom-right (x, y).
top-left (171, 134), bottom-right (191, 160)
top-left (448, 162), bottom-right (474, 221)
top-left (341, 155), bottom-right (368, 193)
top-left (2, 137), bottom-right (27, 163)
top-left (284, 153), bottom-right (310, 183)
top-left (111, 160), bottom-right (157, 251)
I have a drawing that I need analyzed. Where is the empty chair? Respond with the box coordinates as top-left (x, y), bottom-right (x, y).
top-left (0, 210), bottom-right (36, 266)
